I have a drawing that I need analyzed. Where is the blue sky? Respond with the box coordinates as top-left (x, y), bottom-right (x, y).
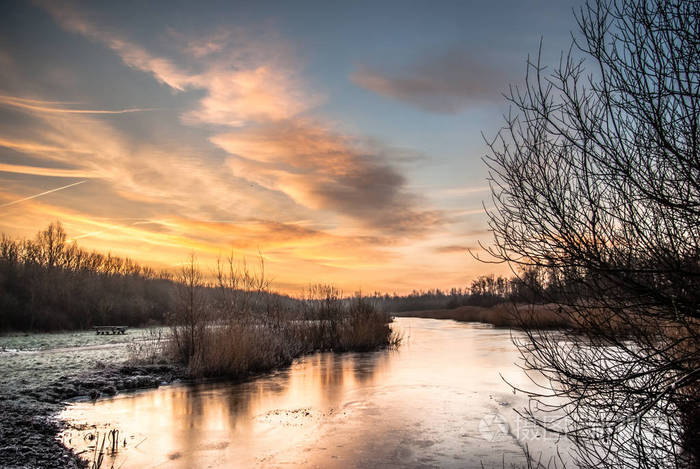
top-left (0, 0), bottom-right (580, 293)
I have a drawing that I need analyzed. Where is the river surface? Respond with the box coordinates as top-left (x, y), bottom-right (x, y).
top-left (59, 317), bottom-right (568, 468)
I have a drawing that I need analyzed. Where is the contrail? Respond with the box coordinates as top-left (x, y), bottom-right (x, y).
top-left (0, 180), bottom-right (86, 208)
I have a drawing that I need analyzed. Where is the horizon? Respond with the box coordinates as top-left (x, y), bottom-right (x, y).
top-left (0, 0), bottom-right (578, 294)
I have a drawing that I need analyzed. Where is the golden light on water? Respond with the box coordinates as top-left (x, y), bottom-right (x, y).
top-left (60, 319), bottom-right (555, 468)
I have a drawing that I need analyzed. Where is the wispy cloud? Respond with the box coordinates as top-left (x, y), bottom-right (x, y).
top-left (432, 244), bottom-right (473, 254)
top-left (0, 95), bottom-right (155, 114)
top-left (420, 184), bottom-right (490, 200)
top-left (68, 218), bottom-right (166, 241)
top-left (0, 1), bottom-right (470, 293)
top-left (35, 0), bottom-right (191, 90)
top-left (438, 186), bottom-right (490, 196)
top-left (0, 137), bottom-right (90, 155)
top-left (0, 100), bottom-right (287, 222)
top-left (450, 207), bottom-right (488, 218)
top-left (214, 119), bottom-right (443, 235)
top-left (351, 47), bottom-right (507, 113)
top-left (34, 2), bottom-right (443, 236)
top-left (37, 2), bottom-right (313, 127)
top-left (0, 163), bottom-right (96, 178)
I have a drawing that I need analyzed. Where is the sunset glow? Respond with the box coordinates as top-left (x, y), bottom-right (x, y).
top-left (0, 1), bottom-right (577, 294)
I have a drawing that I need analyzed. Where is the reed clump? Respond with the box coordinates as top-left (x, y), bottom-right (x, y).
top-left (185, 320), bottom-right (305, 378)
top-left (162, 257), bottom-right (398, 379)
top-left (298, 285), bottom-right (401, 352)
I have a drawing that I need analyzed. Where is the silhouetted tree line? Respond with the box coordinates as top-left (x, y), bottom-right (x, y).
top-left (0, 222), bottom-right (176, 331)
top-left (366, 289), bottom-right (461, 312)
top-left (366, 267), bottom-right (557, 312)
top-left (0, 221), bottom-right (566, 330)
top-left (0, 222), bottom-right (362, 332)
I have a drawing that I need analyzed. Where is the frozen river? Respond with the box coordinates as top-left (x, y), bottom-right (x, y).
top-left (60, 317), bottom-right (569, 468)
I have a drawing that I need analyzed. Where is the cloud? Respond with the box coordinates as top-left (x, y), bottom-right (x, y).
top-left (0, 162), bottom-right (95, 178)
top-left (170, 217), bottom-right (323, 249)
top-left (0, 95), bottom-right (154, 114)
top-left (0, 105), bottom-right (301, 224)
top-left (182, 64), bottom-right (312, 127)
top-left (351, 47), bottom-right (506, 113)
top-left (181, 30), bottom-right (231, 58)
top-left (0, 136), bottom-right (90, 155)
top-left (213, 119), bottom-right (443, 235)
top-left (432, 244), bottom-right (473, 254)
top-left (161, 217), bottom-right (396, 266)
top-left (35, 1), bottom-right (190, 89)
top-left (37, 1), bottom-right (313, 127)
top-left (450, 207), bottom-right (487, 218)
top-left (32, 2), bottom-right (443, 237)
top-left (0, 187), bottom-right (397, 272)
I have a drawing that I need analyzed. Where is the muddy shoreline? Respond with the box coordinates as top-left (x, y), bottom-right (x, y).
top-left (0, 317), bottom-right (398, 468)
top-left (0, 363), bottom-right (186, 468)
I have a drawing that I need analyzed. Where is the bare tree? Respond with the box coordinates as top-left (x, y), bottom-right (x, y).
top-left (35, 221), bottom-right (66, 269)
top-left (482, 1), bottom-right (699, 468)
top-left (215, 252), bottom-right (270, 321)
top-left (171, 253), bottom-right (207, 363)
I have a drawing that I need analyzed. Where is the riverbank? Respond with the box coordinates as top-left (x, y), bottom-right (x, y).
top-left (0, 358), bottom-right (184, 468)
top-left (58, 318), bottom-right (569, 469)
top-left (395, 303), bottom-right (572, 329)
top-left (0, 328), bottom-right (186, 467)
top-left (0, 312), bottom-right (399, 468)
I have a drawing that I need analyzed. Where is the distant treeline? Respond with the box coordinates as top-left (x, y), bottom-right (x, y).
top-left (0, 222), bottom-right (175, 331)
top-left (0, 222), bottom-right (301, 331)
top-left (369, 268), bottom-right (549, 313)
top-left (0, 222), bottom-right (549, 331)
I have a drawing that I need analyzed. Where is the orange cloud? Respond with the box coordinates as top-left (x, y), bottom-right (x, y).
top-left (2, 2), bottom-right (487, 294)
top-left (164, 217), bottom-right (396, 266)
top-left (432, 245), bottom-right (474, 254)
top-left (0, 102), bottom-right (301, 223)
top-left (215, 119), bottom-right (444, 235)
top-left (0, 163), bottom-right (96, 178)
top-left (182, 65), bottom-right (313, 127)
top-left (0, 178), bottom-right (506, 293)
top-left (34, 2), bottom-right (441, 237)
top-left (0, 189), bottom-right (403, 290)
top-left (0, 136), bottom-right (90, 155)
top-left (38, 2), bottom-right (313, 127)
top-left (0, 95), bottom-right (154, 114)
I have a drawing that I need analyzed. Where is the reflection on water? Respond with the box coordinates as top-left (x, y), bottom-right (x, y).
top-left (60, 318), bottom-right (565, 468)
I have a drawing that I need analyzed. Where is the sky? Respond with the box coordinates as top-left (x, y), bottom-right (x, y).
top-left (0, 0), bottom-right (580, 295)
